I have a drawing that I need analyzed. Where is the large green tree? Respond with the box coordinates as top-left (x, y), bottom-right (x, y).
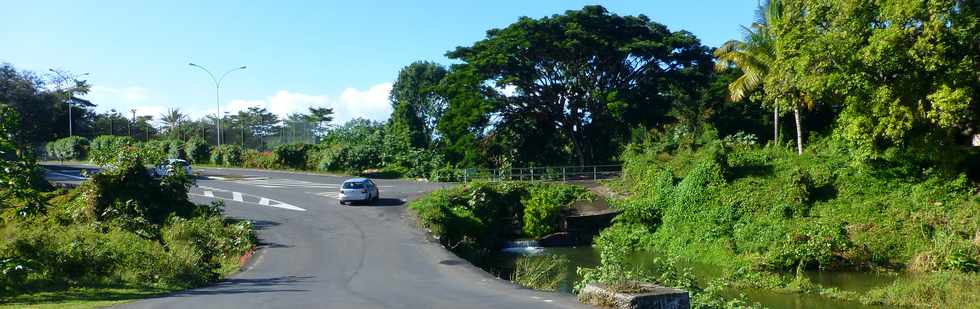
top-left (771, 0), bottom-right (979, 162)
top-left (444, 5), bottom-right (713, 166)
top-left (389, 61), bottom-right (448, 149)
top-left (0, 64), bottom-right (97, 145)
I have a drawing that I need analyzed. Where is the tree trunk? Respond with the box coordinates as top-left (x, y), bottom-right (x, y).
top-left (794, 106), bottom-right (803, 155)
top-left (773, 102), bottom-right (779, 144)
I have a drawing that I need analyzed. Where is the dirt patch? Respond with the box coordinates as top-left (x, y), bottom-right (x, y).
top-left (568, 198), bottom-right (615, 216)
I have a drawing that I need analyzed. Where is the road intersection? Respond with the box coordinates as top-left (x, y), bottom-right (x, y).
top-left (44, 165), bottom-right (589, 309)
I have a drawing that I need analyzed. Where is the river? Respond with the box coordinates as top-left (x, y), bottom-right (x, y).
top-left (480, 246), bottom-right (901, 309)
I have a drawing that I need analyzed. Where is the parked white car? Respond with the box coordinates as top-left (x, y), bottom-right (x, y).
top-left (339, 178), bottom-right (379, 205)
top-left (151, 159), bottom-right (192, 178)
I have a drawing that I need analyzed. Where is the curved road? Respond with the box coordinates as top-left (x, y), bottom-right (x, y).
top-left (112, 167), bottom-right (588, 309)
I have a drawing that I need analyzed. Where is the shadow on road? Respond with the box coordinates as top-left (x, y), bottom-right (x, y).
top-left (246, 219), bottom-right (281, 231)
top-left (348, 198), bottom-right (404, 207)
top-left (168, 276), bottom-right (313, 297)
top-left (259, 241), bottom-right (292, 249)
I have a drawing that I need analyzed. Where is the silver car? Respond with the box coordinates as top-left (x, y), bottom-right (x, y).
top-left (339, 178), bottom-right (379, 205)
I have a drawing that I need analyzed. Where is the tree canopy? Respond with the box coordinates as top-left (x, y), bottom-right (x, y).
top-left (388, 61), bottom-right (448, 149)
top-left (443, 5), bottom-right (714, 166)
top-left (768, 0), bottom-right (979, 161)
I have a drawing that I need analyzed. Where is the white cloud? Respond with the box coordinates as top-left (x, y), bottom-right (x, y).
top-left (86, 83), bottom-right (395, 126)
top-left (200, 83), bottom-right (394, 124)
top-left (332, 83), bottom-right (393, 123)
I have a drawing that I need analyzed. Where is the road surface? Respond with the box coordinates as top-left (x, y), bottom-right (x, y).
top-left (46, 165), bottom-right (588, 309)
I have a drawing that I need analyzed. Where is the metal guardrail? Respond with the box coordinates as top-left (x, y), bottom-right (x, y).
top-left (445, 165), bottom-right (622, 183)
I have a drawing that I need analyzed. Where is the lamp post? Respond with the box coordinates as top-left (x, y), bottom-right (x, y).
top-left (48, 69), bottom-right (90, 137)
top-left (188, 63), bottom-right (246, 148)
top-left (130, 109), bottom-right (136, 137)
top-left (109, 109), bottom-right (116, 135)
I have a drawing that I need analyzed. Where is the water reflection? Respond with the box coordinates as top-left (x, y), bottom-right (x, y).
top-left (480, 246), bottom-right (896, 309)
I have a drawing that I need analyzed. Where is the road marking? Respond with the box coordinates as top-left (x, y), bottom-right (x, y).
top-left (199, 185), bottom-right (230, 192)
top-left (47, 171), bottom-right (88, 180)
top-left (203, 190), bottom-right (214, 197)
top-left (232, 178), bottom-right (339, 189)
top-left (233, 192), bottom-right (244, 202)
top-left (189, 191), bottom-right (306, 212)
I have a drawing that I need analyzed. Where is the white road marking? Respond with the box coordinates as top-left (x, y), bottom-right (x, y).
top-left (189, 191), bottom-right (307, 212)
top-left (199, 185), bottom-right (230, 192)
top-left (47, 171), bottom-right (88, 180)
top-left (203, 190), bottom-right (214, 198)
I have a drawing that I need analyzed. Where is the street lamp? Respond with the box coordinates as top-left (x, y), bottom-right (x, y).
top-left (49, 69), bottom-right (90, 137)
top-left (130, 109), bottom-right (137, 137)
top-left (188, 63), bottom-right (246, 148)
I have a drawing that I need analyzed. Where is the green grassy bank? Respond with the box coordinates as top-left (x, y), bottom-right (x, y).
top-left (581, 128), bottom-right (979, 308)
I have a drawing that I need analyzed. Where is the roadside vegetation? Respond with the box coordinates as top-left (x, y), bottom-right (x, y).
top-left (45, 120), bottom-right (456, 180)
top-left (0, 105), bottom-right (256, 307)
top-left (577, 126), bottom-right (979, 307)
top-left (2, 0), bottom-right (977, 308)
top-left (409, 182), bottom-right (592, 263)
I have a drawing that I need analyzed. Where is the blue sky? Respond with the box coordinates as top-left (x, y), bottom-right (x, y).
top-left (1, 1), bottom-right (757, 124)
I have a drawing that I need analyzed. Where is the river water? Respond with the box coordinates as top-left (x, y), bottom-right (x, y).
top-left (480, 246), bottom-right (900, 309)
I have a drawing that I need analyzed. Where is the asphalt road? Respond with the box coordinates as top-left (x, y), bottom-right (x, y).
top-left (43, 165), bottom-right (588, 309)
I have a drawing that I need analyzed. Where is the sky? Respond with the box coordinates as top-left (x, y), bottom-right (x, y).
top-left (1, 1), bottom-right (757, 125)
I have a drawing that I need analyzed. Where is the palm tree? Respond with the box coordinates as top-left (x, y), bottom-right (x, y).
top-left (715, 0), bottom-right (803, 154)
top-left (160, 108), bottom-right (188, 140)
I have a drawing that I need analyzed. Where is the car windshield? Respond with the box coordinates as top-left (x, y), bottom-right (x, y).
top-left (343, 182), bottom-right (365, 189)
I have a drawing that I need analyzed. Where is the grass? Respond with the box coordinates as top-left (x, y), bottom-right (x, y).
top-left (589, 131), bottom-right (980, 307)
top-left (0, 286), bottom-right (181, 309)
top-left (511, 255), bottom-right (570, 291)
top-left (0, 252), bottom-right (249, 309)
top-left (860, 271), bottom-right (980, 308)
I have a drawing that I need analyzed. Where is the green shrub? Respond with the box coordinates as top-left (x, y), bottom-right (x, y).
top-left (184, 138), bottom-right (211, 164)
top-left (79, 147), bottom-right (196, 227)
top-left (0, 147), bottom-right (256, 296)
top-left (139, 139), bottom-right (186, 164)
top-left (45, 136), bottom-right (89, 161)
top-left (410, 182), bottom-right (592, 262)
top-left (522, 184), bottom-right (590, 238)
top-left (272, 143), bottom-right (313, 169)
top-left (210, 145), bottom-right (243, 166)
top-left (387, 147), bottom-right (446, 179)
top-left (89, 135), bottom-right (136, 166)
top-left (243, 150), bottom-right (275, 169)
top-left (140, 140), bottom-right (166, 164)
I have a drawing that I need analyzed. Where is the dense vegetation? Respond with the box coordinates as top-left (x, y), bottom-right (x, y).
top-left (409, 182), bottom-right (591, 262)
top-left (3, 1), bottom-right (978, 307)
top-left (0, 105), bottom-right (256, 305)
top-left (577, 126), bottom-right (979, 307)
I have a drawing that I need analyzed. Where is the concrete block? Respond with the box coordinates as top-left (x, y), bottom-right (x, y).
top-left (578, 282), bottom-right (689, 309)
